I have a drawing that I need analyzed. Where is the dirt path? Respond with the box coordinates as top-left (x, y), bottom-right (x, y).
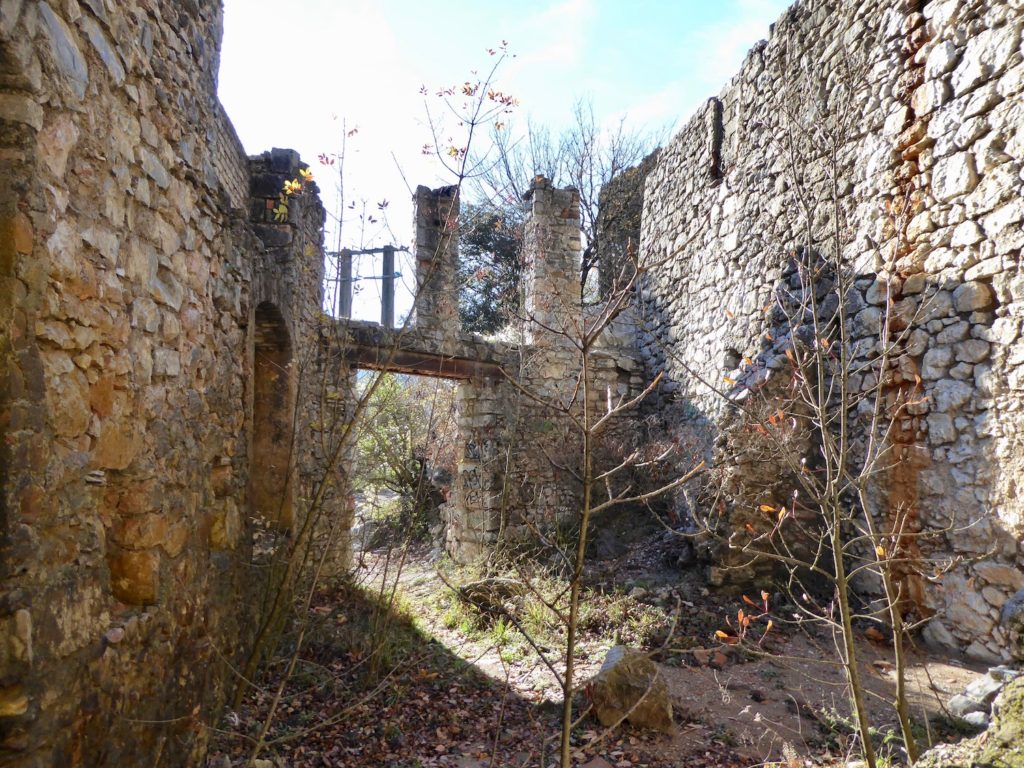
top-left (207, 535), bottom-right (987, 767)
top-left (364, 541), bottom-right (985, 768)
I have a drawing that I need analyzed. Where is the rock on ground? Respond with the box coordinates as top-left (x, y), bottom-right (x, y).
top-left (586, 646), bottom-right (673, 733)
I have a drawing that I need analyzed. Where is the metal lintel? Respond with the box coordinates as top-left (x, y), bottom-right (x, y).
top-left (344, 347), bottom-right (502, 381)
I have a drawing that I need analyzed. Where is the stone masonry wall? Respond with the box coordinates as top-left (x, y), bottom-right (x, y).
top-left (445, 178), bottom-right (646, 561)
top-left (638, 0), bottom-right (1024, 661)
top-left (0, 3), bottom-right (327, 766)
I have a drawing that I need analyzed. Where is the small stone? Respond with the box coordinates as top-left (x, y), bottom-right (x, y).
top-left (925, 39), bottom-right (960, 78)
top-left (108, 550), bottom-right (159, 605)
top-left (965, 673), bottom-right (1004, 707)
top-left (103, 627), bottom-right (125, 644)
top-left (0, 685), bottom-right (28, 717)
top-left (0, 93), bottom-right (43, 130)
top-left (139, 147), bottom-right (171, 189)
top-left (956, 338), bottom-right (990, 363)
top-left (921, 346), bottom-right (952, 379)
top-left (130, 297), bottom-right (160, 333)
top-left (977, 563), bottom-right (1024, 591)
top-left (949, 693), bottom-right (986, 718)
top-left (927, 413), bottom-right (956, 444)
top-left (962, 710), bottom-right (990, 728)
top-left (951, 220), bottom-right (984, 247)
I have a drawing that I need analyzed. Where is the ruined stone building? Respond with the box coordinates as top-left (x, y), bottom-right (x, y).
top-left (1, 0), bottom-right (1023, 766)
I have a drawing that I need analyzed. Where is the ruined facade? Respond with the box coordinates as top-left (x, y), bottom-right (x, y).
top-left (637, 0), bottom-right (1024, 661)
top-left (2, 0), bottom-right (1024, 764)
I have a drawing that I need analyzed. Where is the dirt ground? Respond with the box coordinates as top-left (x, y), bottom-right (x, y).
top-left (207, 528), bottom-right (989, 768)
top-left (361, 535), bottom-right (985, 767)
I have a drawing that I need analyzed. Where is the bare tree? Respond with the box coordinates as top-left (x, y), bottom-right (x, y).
top-left (468, 99), bottom-right (663, 297)
top-left (465, 238), bottom-right (704, 768)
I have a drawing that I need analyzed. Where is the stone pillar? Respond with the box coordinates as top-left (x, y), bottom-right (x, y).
top-left (523, 177), bottom-right (582, 344)
top-left (412, 185), bottom-right (460, 340)
top-left (445, 378), bottom-right (508, 560)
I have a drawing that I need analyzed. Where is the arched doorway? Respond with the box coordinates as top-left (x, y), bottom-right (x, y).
top-left (251, 302), bottom-right (296, 529)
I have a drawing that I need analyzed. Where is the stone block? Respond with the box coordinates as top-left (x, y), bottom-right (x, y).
top-left (108, 550), bottom-right (159, 605)
top-left (934, 152), bottom-right (979, 201)
top-left (38, 2), bottom-right (89, 99)
top-left (80, 15), bottom-right (124, 84)
top-left (953, 281), bottom-right (995, 312)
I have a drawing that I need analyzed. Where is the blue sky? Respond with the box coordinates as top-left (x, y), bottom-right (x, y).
top-left (217, 0), bottom-right (791, 315)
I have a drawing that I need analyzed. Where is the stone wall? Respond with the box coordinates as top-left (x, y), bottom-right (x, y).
top-left (0, 3), bottom-right (330, 766)
top-left (637, 0), bottom-right (1024, 661)
top-left (444, 178), bottom-right (646, 560)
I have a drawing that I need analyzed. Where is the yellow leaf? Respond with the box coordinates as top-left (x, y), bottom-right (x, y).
top-left (723, 376), bottom-right (736, 385)
top-left (875, 545), bottom-right (886, 558)
top-left (765, 619), bottom-right (773, 634)
top-left (758, 504), bottom-right (775, 513)
top-left (742, 595), bottom-right (757, 607)
top-left (715, 630), bottom-right (730, 639)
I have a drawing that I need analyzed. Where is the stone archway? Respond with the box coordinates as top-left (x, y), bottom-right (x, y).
top-left (251, 302), bottom-right (296, 529)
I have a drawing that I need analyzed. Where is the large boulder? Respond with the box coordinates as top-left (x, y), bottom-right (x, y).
top-left (586, 646), bottom-right (673, 733)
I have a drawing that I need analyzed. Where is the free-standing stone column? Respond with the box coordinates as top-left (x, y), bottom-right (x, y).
top-left (412, 185), bottom-right (460, 343)
top-left (523, 177), bottom-right (582, 344)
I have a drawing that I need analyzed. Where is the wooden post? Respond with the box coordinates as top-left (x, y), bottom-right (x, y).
top-left (381, 246), bottom-right (395, 328)
top-left (337, 249), bottom-right (352, 319)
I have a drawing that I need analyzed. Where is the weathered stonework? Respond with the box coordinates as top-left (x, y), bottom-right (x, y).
top-left (637, 0), bottom-right (1024, 661)
top-left (3, 0), bottom-right (1024, 763)
top-left (0, 4), bottom-right (334, 766)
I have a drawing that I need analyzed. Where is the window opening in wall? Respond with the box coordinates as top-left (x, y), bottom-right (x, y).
top-left (350, 371), bottom-right (458, 551)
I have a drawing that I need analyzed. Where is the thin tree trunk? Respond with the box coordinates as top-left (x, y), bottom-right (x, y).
top-left (561, 345), bottom-right (592, 768)
top-left (832, 512), bottom-right (877, 768)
